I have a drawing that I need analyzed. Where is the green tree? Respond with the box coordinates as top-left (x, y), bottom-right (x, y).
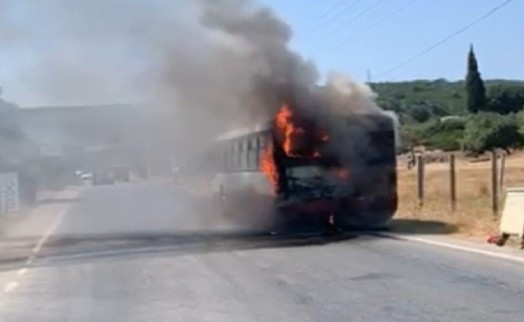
top-left (377, 98), bottom-right (401, 113)
top-left (421, 118), bottom-right (466, 151)
top-left (400, 118), bottom-right (466, 152)
top-left (410, 105), bottom-right (431, 123)
top-left (465, 45), bottom-right (486, 113)
top-left (486, 84), bottom-right (524, 114)
top-left (517, 110), bottom-right (524, 133)
top-left (462, 113), bottom-right (523, 155)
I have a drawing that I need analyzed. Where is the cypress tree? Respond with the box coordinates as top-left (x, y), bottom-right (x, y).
top-left (465, 45), bottom-right (486, 113)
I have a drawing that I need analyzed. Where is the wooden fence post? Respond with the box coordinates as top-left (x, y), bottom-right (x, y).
top-left (449, 154), bottom-right (456, 212)
top-left (417, 155), bottom-right (425, 208)
top-left (499, 153), bottom-right (506, 190)
top-left (491, 150), bottom-right (499, 217)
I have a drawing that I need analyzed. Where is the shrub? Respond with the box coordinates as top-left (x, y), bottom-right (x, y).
top-left (400, 117), bottom-right (466, 151)
top-left (485, 84), bottom-right (524, 114)
top-left (462, 113), bottom-right (524, 155)
top-left (410, 106), bottom-right (431, 123)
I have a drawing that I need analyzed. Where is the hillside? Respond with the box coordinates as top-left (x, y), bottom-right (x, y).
top-left (371, 79), bottom-right (524, 120)
top-left (369, 79), bottom-right (524, 153)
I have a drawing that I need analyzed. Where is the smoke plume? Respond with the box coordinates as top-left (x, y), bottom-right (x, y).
top-left (0, 0), bottom-right (387, 159)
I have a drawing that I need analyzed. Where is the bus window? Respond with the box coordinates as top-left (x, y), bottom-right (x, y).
top-left (257, 135), bottom-right (265, 168)
top-left (229, 142), bottom-right (235, 171)
top-left (235, 139), bottom-right (245, 171)
top-left (246, 138), bottom-right (253, 170)
top-left (242, 137), bottom-right (251, 170)
top-left (258, 135), bottom-right (265, 149)
top-left (231, 141), bottom-right (236, 170)
top-left (251, 136), bottom-right (259, 169)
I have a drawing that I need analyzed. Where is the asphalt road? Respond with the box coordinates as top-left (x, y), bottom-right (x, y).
top-left (1, 180), bottom-right (524, 321)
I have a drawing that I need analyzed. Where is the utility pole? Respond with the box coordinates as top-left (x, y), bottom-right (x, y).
top-left (366, 69), bottom-right (372, 85)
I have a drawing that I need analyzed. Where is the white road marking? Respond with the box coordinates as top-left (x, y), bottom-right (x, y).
top-left (383, 233), bottom-right (524, 264)
top-left (31, 205), bottom-right (69, 254)
top-left (1, 189), bottom-right (80, 298)
top-left (3, 282), bottom-right (18, 293)
top-left (17, 268), bottom-right (28, 276)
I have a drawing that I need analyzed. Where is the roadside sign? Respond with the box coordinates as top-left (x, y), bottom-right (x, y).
top-left (500, 187), bottom-right (524, 238)
top-left (0, 172), bottom-right (20, 215)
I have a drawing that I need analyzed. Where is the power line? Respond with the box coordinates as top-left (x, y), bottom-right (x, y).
top-left (339, 0), bottom-right (418, 47)
top-left (310, 0), bottom-right (363, 35)
top-left (375, 0), bottom-right (513, 80)
top-left (306, 0), bottom-right (346, 31)
top-left (323, 0), bottom-right (385, 37)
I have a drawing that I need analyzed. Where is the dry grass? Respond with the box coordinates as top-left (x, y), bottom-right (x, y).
top-left (396, 152), bottom-right (524, 237)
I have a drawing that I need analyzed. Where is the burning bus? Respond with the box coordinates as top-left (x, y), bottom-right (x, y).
top-left (210, 102), bottom-right (398, 232)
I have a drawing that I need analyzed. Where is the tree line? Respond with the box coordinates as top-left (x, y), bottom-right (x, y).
top-left (372, 45), bottom-right (524, 156)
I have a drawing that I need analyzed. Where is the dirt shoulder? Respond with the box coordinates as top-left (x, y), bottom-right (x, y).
top-left (395, 151), bottom-right (524, 248)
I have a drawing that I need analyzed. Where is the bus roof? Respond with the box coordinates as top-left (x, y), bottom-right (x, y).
top-left (214, 111), bottom-right (398, 142)
top-left (215, 122), bottom-right (271, 141)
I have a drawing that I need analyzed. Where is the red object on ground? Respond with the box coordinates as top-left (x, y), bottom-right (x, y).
top-left (487, 235), bottom-right (507, 247)
top-left (487, 235), bottom-right (499, 243)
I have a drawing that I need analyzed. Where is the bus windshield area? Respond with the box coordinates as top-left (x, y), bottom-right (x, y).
top-left (285, 164), bottom-right (352, 199)
top-left (281, 126), bottom-right (395, 201)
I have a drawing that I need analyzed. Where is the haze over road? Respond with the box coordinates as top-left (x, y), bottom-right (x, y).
top-left (1, 181), bottom-right (524, 321)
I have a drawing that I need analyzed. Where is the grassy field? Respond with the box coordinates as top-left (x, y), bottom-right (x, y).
top-left (396, 152), bottom-right (524, 237)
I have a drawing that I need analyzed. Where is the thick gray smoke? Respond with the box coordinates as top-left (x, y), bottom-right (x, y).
top-left (159, 0), bottom-right (322, 153)
top-left (0, 0), bottom-right (399, 233)
top-left (168, 0), bottom-right (389, 160)
top-left (0, 0), bottom-right (387, 160)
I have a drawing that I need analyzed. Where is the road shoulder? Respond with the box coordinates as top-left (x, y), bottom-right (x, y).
top-left (0, 186), bottom-right (82, 266)
top-left (380, 232), bottom-right (524, 264)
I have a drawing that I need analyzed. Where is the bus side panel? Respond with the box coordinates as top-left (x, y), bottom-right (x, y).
top-left (211, 171), bottom-right (273, 196)
top-left (210, 171), bottom-right (276, 228)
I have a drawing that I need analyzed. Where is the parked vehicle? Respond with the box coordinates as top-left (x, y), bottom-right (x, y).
top-left (93, 170), bottom-right (114, 185)
top-left (112, 165), bottom-right (130, 182)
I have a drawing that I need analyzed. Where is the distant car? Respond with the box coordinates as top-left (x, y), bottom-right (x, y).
top-left (80, 172), bottom-right (93, 180)
top-left (79, 172), bottom-right (94, 185)
top-left (112, 166), bottom-right (130, 182)
top-left (93, 171), bottom-right (114, 185)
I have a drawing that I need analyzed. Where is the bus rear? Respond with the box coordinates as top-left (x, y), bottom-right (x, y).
top-left (271, 113), bottom-right (397, 230)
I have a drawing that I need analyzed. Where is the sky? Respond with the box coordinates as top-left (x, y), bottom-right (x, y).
top-left (261, 0), bottom-right (523, 83)
top-left (0, 0), bottom-right (522, 106)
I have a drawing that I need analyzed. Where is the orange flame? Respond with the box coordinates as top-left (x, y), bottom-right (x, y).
top-left (260, 142), bottom-right (278, 192)
top-left (275, 103), bottom-right (296, 155)
top-left (274, 103), bottom-right (329, 158)
top-left (261, 103), bottom-right (332, 192)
